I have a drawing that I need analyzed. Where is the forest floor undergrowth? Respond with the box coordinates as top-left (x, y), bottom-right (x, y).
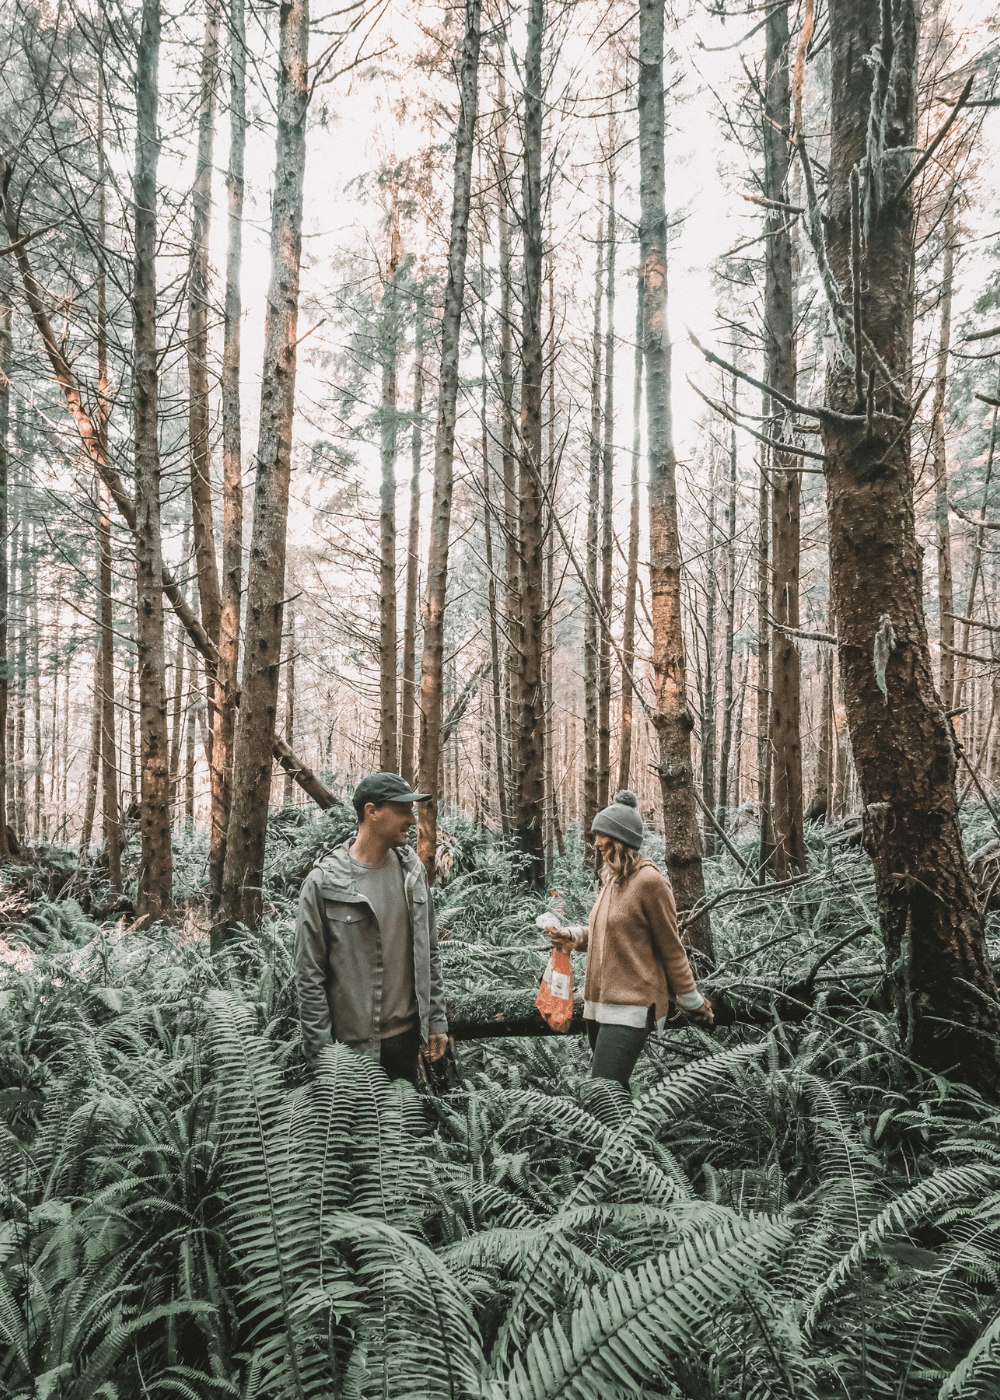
top-left (2, 804), bottom-right (1000, 1398)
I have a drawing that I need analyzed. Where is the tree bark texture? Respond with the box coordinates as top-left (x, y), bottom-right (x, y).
top-left (400, 283), bottom-right (424, 788)
top-left (717, 405), bottom-right (738, 822)
top-left (188, 0), bottom-right (223, 657)
top-left (701, 453), bottom-right (717, 853)
top-left (765, 0), bottom-right (806, 878)
top-left (512, 0), bottom-right (546, 886)
top-left (416, 0), bottom-right (481, 880)
top-left (379, 214), bottom-right (401, 772)
top-left (823, 0), bottom-right (999, 1089)
top-left (546, 239), bottom-right (562, 861)
top-left (496, 66), bottom-right (520, 816)
top-left (99, 481), bottom-right (120, 885)
top-left (584, 219), bottom-right (602, 851)
top-left (169, 624), bottom-right (185, 814)
top-left (757, 451), bottom-right (774, 874)
top-left (811, 644), bottom-right (833, 820)
top-left (96, 98), bottom-right (120, 884)
top-left (133, 0), bottom-right (173, 922)
top-left (220, 0), bottom-right (309, 932)
top-left (81, 641), bottom-right (101, 853)
top-left (600, 169), bottom-right (616, 814)
top-left (210, 0), bottom-right (246, 908)
top-left (283, 603), bottom-right (295, 804)
top-left (639, 0), bottom-right (710, 957)
top-left (618, 272), bottom-right (643, 792)
top-left (15, 518), bottom-right (26, 839)
top-left (933, 200), bottom-right (955, 713)
top-left (0, 286), bottom-right (10, 859)
top-left (481, 252), bottom-right (508, 832)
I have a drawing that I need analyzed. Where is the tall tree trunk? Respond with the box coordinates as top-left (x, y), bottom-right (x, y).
top-left (210, 0), bottom-right (246, 908)
top-left (732, 646), bottom-right (749, 808)
top-left (6, 499), bottom-right (15, 837)
top-left (599, 164), bottom-right (616, 813)
top-left (717, 399), bottom-right (738, 822)
top-left (133, 0), bottom-right (172, 920)
top-left (584, 214), bottom-right (603, 852)
top-left (188, 0), bottom-right (223, 657)
top-left (185, 701), bottom-right (196, 831)
top-left (701, 450), bottom-right (717, 850)
top-left (480, 251), bottom-right (508, 831)
top-left (127, 597), bottom-right (137, 812)
top-left (220, 0), bottom-right (309, 933)
top-left (832, 647), bottom-right (849, 817)
top-left (416, 0), bottom-right (481, 880)
top-left (15, 515), bottom-right (27, 839)
top-left (99, 482), bottom-right (120, 883)
top-left (497, 63), bottom-right (520, 817)
top-left (811, 643), bottom-right (833, 821)
top-left (61, 639), bottom-right (70, 832)
top-left (823, 0), bottom-right (999, 1089)
top-left (618, 271), bottom-right (642, 792)
top-left (639, 0), bottom-right (710, 957)
top-left (283, 603), bottom-right (295, 804)
top-left (765, 0), bottom-right (805, 878)
top-left (379, 212), bottom-right (400, 771)
top-left (400, 281), bottom-right (424, 788)
top-left (169, 626), bottom-right (185, 816)
top-left (81, 642), bottom-right (102, 854)
top-left (0, 285), bottom-right (10, 859)
top-left (546, 233), bottom-right (561, 860)
top-left (30, 581), bottom-right (42, 835)
top-left (757, 449), bottom-right (773, 873)
top-left (933, 199), bottom-right (955, 712)
top-left (48, 612), bottom-right (59, 822)
top-left (96, 87), bottom-right (120, 882)
top-left (512, 0), bottom-right (546, 885)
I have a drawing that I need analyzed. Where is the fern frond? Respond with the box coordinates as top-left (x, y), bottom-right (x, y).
top-left (804, 1164), bottom-right (1000, 1332)
top-left (939, 1307), bottom-right (1000, 1399)
top-left (500, 1214), bottom-right (791, 1399)
top-left (326, 1211), bottom-right (486, 1399)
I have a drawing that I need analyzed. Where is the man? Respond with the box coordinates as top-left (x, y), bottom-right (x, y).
top-left (294, 773), bottom-right (449, 1083)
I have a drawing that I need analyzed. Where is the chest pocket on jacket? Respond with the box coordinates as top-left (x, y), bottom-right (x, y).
top-left (323, 901), bottom-right (366, 929)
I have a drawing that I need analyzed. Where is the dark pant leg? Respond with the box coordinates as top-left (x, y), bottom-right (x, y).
top-left (379, 1027), bottom-right (422, 1084)
top-left (588, 1022), bottom-right (649, 1090)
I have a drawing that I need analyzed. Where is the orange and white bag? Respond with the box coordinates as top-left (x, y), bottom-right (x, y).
top-left (535, 948), bottom-right (574, 1033)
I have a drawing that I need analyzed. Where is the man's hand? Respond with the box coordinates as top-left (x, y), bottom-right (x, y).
top-left (423, 1033), bottom-right (449, 1063)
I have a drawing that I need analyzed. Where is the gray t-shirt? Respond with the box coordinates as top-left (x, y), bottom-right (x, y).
top-left (349, 850), bottom-right (418, 1040)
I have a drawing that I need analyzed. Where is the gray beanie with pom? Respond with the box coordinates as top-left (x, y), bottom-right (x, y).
top-left (591, 790), bottom-right (644, 849)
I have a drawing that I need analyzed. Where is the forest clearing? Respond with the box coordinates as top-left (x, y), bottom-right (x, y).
top-left (2, 0), bottom-right (1000, 1391)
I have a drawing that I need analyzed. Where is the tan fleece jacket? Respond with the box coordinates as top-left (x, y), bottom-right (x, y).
top-left (575, 859), bottom-right (697, 1016)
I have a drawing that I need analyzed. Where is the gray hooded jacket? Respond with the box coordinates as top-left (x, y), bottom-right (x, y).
top-left (294, 839), bottom-right (448, 1058)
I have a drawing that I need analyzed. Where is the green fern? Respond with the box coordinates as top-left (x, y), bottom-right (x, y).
top-left (499, 1215), bottom-right (791, 1399)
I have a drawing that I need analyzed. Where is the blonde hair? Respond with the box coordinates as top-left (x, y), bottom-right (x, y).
top-left (598, 837), bottom-right (644, 888)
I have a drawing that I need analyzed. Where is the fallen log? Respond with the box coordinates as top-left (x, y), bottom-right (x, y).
top-left (446, 977), bottom-right (887, 1041)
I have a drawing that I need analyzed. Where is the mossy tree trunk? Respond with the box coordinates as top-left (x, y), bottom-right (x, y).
top-left (823, 0), bottom-right (999, 1090)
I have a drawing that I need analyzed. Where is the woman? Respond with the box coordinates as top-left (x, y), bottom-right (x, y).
top-left (549, 791), bottom-right (713, 1090)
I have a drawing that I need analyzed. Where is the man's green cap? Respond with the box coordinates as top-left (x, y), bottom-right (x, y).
top-left (353, 773), bottom-right (432, 807)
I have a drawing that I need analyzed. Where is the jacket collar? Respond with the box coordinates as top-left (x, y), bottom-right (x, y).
top-left (315, 838), bottom-right (421, 898)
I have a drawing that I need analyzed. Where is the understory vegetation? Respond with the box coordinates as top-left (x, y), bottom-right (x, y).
top-left (2, 811), bottom-right (1000, 1399)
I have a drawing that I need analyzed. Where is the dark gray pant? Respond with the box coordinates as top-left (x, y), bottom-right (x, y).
top-left (379, 1027), bottom-right (422, 1084)
top-left (586, 1019), bottom-right (650, 1090)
